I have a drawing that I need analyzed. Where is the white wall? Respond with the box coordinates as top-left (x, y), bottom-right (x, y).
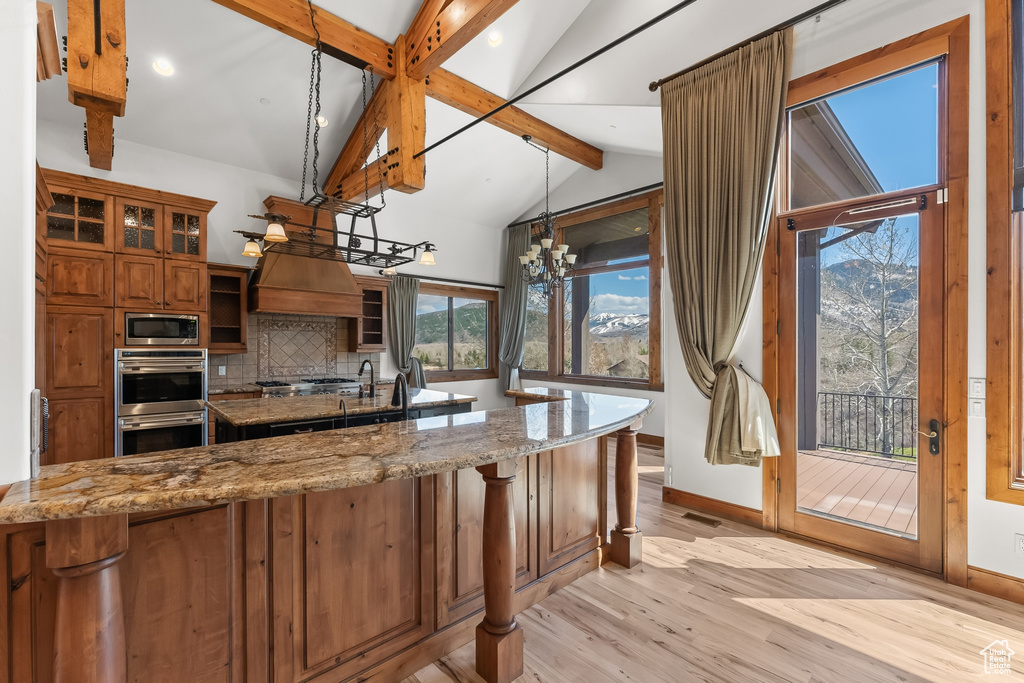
top-left (517, 152), bottom-right (668, 436)
top-left (0, 1), bottom-right (38, 484)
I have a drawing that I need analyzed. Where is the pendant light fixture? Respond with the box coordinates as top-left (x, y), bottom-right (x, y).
top-left (520, 136), bottom-right (574, 297)
top-left (236, 0), bottom-right (437, 269)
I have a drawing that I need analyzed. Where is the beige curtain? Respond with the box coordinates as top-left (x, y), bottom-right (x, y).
top-left (661, 29), bottom-right (791, 466)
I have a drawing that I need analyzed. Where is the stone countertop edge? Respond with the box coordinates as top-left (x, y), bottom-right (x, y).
top-left (208, 384), bottom-right (263, 396)
top-left (0, 395), bottom-right (653, 525)
top-left (504, 388), bottom-right (571, 402)
top-left (206, 389), bottom-right (478, 426)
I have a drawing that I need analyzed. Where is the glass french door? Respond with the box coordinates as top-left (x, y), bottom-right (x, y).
top-left (777, 192), bottom-right (944, 572)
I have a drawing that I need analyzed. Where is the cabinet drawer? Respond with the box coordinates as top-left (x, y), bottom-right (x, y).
top-left (46, 249), bottom-right (113, 306)
top-left (268, 419), bottom-right (335, 438)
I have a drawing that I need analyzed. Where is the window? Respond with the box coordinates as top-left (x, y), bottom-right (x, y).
top-left (412, 284), bottom-right (498, 381)
top-left (520, 191), bottom-right (663, 391)
top-left (988, 0), bottom-right (1024, 503)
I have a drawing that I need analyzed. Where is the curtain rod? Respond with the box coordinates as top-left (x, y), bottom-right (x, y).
top-left (648, 0), bottom-right (851, 92)
top-left (506, 182), bottom-right (664, 229)
top-left (378, 272), bottom-right (504, 290)
top-left (413, 0), bottom-right (701, 160)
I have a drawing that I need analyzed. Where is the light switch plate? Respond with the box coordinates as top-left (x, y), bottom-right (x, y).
top-left (969, 377), bottom-right (986, 399)
top-left (970, 399), bottom-right (985, 417)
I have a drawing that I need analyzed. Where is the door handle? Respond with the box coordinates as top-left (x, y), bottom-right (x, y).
top-left (918, 419), bottom-right (940, 455)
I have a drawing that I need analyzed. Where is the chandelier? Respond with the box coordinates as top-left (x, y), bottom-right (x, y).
top-left (520, 136), bottom-right (575, 297)
top-left (237, 0), bottom-right (436, 270)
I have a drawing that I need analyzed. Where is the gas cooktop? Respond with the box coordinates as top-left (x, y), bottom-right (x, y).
top-left (254, 378), bottom-right (362, 398)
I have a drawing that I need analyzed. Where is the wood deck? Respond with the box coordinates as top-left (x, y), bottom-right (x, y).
top-left (406, 444), bottom-right (1024, 682)
top-left (797, 449), bottom-right (918, 535)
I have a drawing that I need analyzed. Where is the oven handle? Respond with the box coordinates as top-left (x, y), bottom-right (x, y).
top-left (118, 363), bottom-right (206, 373)
top-left (119, 414), bottom-right (206, 430)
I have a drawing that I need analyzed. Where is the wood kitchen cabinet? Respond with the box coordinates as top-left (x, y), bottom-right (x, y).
top-left (164, 206), bottom-right (207, 261)
top-left (115, 255), bottom-right (206, 311)
top-left (40, 184), bottom-right (113, 252)
top-left (537, 439), bottom-right (604, 576)
top-left (44, 305), bottom-right (113, 464)
top-left (114, 197), bottom-right (165, 256)
top-left (44, 247), bottom-right (114, 307)
top-left (207, 264), bottom-right (251, 353)
top-left (349, 275), bottom-right (388, 352)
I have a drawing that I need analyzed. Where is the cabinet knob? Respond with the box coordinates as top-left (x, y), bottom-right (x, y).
top-left (164, 301), bottom-right (171, 306)
top-left (155, 249), bottom-right (161, 253)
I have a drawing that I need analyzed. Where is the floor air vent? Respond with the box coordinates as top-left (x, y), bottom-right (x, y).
top-left (683, 512), bottom-right (722, 527)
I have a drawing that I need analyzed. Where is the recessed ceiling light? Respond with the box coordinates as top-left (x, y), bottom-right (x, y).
top-left (152, 59), bottom-right (174, 76)
top-left (315, 115), bottom-right (329, 127)
top-left (609, 124), bottom-right (617, 129)
top-left (259, 97), bottom-right (271, 106)
top-left (488, 31), bottom-right (502, 47)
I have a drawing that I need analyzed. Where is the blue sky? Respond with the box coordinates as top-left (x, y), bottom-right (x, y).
top-left (825, 61), bottom-right (938, 195)
top-left (589, 265), bottom-right (650, 316)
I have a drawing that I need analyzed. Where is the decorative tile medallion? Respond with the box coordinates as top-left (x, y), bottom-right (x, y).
top-left (257, 317), bottom-right (337, 379)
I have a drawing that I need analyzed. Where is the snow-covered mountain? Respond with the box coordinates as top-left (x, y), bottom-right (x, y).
top-left (589, 312), bottom-right (650, 337)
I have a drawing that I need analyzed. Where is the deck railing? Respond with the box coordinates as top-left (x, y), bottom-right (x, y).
top-left (817, 392), bottom-right (917, 459)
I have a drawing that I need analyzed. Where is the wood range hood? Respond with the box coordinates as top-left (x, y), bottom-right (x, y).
top-left (248, 251), bottom-right (362, 317)
top-left (247, 195), bottom-right (362, 317)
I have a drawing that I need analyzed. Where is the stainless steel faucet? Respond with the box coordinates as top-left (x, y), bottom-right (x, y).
top-left (391, 372), bottom-right (409, 421)
top-left (358, 359), bottom-right (375, 398)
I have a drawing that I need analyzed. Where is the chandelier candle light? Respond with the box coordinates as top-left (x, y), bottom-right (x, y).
top-left (520, 135), bottom-right (575, 297)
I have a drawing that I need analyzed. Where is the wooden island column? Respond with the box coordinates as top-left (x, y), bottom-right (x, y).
top-left (475, 460), bottom-right (523, 683)
top-left (45, 514), bottom-right (129, 683)
top-left (610, 422), bottom-right (643, 568)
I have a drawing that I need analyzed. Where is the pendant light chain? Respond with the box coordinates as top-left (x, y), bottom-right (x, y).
top-left (360, 69), bottom-right (387, 210)
top-left (300, 0), bottom-right (324, 201)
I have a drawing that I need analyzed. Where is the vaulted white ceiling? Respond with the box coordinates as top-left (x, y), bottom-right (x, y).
top-left (35, 0), bottom-right (842, 227)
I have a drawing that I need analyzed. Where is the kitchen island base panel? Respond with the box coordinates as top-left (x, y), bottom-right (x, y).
top-left (46, 515), bottom-right (128, 683)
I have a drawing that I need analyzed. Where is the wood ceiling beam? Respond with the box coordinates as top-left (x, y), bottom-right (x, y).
top-left (407, 0), bottom-right (520, 80)
top-left (67, 0), bottom-right (126, 169)
top-left (426, 69), bottom-right (604, 170)
top-left (211, 0), bottom-right (396, 77)
top-left (85, 109), bottom-right (115, 171)
top-left (404, 0), bottom-right (447, 68)
top-left (36, 2), bottom-right (62, 82)
top-left (385, 37), bottom-right (426, 194)
top-left (336, 157), bottom-right (390, 203)
top-left (324, 79), bottom-right (391, 195)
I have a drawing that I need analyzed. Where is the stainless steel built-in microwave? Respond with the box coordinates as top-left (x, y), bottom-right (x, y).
top-left (124, 312), bottom-right (200, 346)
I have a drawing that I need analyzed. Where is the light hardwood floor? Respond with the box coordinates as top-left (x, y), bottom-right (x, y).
top-left (404, 444), bottom-right (1024, 682)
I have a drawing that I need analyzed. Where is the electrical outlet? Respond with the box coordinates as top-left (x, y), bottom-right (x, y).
top-left (1015, 533), bottom-right (1024, 556)
top-left (218, 366), bottom-right (226, 376)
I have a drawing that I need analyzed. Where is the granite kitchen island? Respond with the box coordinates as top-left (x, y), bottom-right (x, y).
top-left (207, 387), bottom-right (477, 441)
top-left (0, 392), bottom-right (651, 683)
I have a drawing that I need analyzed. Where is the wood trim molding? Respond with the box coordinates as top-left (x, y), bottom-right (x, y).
top-left (636, 434), bottom-right (664, 448)
top-left (985, 0), bottom-right (1024, 506)
top-left (967, 565), bottom-right (1024, 605)
top-left (35, 162), bottom-right (54, 214)
top-left (662, 487), bottom-right (763, 528)
top-left (787, 30), bottom-right (952, 107)
top-left (40, 169), bottom-right (218, 211)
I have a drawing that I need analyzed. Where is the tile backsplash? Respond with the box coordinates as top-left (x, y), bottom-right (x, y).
top-left (209, 313), bottom-right (381, 388)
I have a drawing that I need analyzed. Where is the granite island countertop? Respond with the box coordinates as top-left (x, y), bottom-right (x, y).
top-left (206, 388), bottom-right (476, 426)
top-left (0, 392), bottom-right (652, 524)
top-left (505, 387), bottom-right (573, 403)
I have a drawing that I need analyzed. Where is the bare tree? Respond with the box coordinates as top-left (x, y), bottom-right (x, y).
top-left (818, 217), bottom-right (919, 455)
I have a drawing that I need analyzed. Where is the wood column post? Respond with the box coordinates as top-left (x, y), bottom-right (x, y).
top-left (475, 461), bottom-right (523, 683)
top-left (46, 514), bottom-right (129, 683)
top-left (610, 425), bottom-right (643, 568)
